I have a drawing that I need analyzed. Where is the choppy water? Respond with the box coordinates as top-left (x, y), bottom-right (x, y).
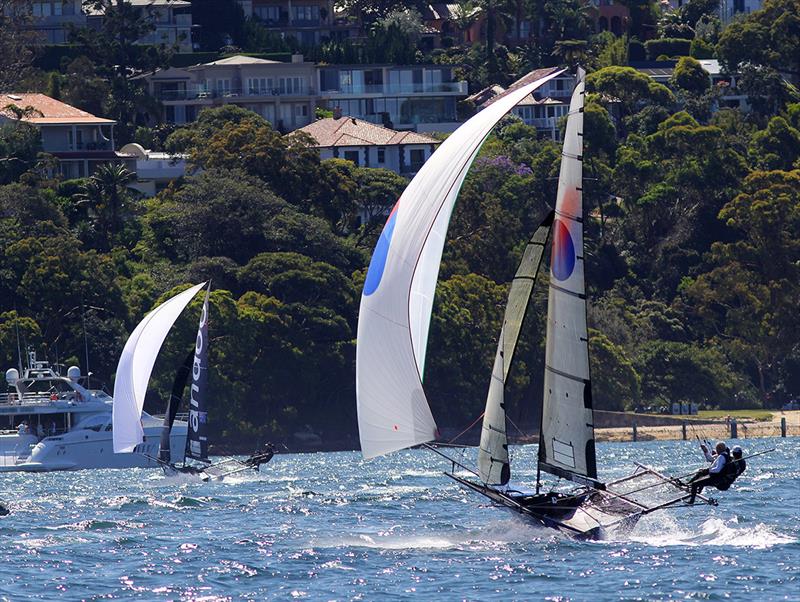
top-left (0, 438), bottom-right (798, 601)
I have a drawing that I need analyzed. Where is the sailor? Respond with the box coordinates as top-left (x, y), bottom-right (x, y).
top-left (687, 441), bottom-right (731, 504)
top-left (728, 445), bottom-right (747, 481)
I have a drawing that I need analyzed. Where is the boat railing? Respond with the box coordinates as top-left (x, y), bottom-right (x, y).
top-left (0, 391), bottom-right (89, 406)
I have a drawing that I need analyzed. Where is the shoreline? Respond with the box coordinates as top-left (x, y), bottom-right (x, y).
top-left (210, 411), bottom-right (800, 455)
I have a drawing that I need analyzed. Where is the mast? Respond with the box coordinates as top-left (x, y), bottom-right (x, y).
top-left (477, 212), bottom-right (553, 486)
top-left (538, 68), bottom-right (603, 489)
top-left (157, 349), bottom-right (194, 464)
top-left (185, 284), bottom-right (211, 463)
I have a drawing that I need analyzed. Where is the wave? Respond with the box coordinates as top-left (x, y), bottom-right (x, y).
top-left (627, 515), bottom-right (796, 548)
top-left (309, 518), bottom-right (555, 551)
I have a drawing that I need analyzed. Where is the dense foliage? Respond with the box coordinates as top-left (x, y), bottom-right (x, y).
top-left (0, 0), bottom-right (798, 448)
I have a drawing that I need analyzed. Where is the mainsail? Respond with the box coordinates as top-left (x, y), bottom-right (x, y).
top-left (538, 68), bottom-right (600, 486)
top-left (185, 285), bottom-right (210, 462)
top-left (356, 68), bottom-right (564, 460)
top-left (477, 212), bottom-right (553, 485)
top-left (113, 282), bottom-right (207, 454)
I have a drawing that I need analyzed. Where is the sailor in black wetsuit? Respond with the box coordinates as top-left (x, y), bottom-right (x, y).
top-left (687, 441), bottom-right (731, 504)
top-left (243, 443), bottom-right (275, 469)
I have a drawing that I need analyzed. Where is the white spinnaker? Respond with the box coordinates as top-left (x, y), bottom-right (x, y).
top-left (357, 68), bottom-right (564, 460)
top-left (113, 282), bottom-right (207, 453)
top-left (478, 216), bottom-right (552, 485)
top-left (540, 69), bottom-right (598, 480)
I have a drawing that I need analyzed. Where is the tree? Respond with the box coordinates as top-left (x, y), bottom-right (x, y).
top-left (589, 330), bottom-right (641, 411)
top-left (683, 170), bottom-right (800, 404)
top-left (717, 0), bottom-right (800, 79)
top-left (586, 66), bottom-right (675, 123)
top-left (74, 163), bottom-right (137, 250)
top-left (671, 56), bottom-right (711, 96)
top-left (0, 121), bottom-right (42, 185)
top-left (0, 1), bottom-right (38, 92)
top-left (73, 1), bottom-right (173, 141)
top-left (748, 116), bottom-right (800, 170)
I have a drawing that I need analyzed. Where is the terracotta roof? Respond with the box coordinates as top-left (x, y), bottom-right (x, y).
top-left (0, 93), bottom-right (115, 125)
top-left (297, 117), bottom-right (440, 148)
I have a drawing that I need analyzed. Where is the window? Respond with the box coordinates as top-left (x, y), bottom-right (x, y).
top-left (254, 5), bottom-right (280, 22)
top-left (343, 150), bottom-right (360, 165)
top-left (377, 147), bottom-right (386, 163)
top-left (292, 5), bottom-right (319, 21)
top-left (409, 148), bottom-right (425, 169)
top-left (216, 78), bottom-right (231, 94)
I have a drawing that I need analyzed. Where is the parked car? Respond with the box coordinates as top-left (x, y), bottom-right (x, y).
top-left (782, 400), bottom-right (800, 410)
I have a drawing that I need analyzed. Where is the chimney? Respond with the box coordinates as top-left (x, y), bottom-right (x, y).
top-left (333, 106), bottom-right (342, 119)
top-left (291, 53), bottom-right (304, 63)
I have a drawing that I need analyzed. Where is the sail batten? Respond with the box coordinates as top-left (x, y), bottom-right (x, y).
top-left (357, 68), bottom-right (565, 460)
top-left (539, 68), bottom-right (598, 483)
top-left (477, 212), bottom-right (553, 485)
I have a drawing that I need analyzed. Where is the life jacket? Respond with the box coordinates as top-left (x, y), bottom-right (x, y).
top-left (715, 450), bottom-right (740, 490)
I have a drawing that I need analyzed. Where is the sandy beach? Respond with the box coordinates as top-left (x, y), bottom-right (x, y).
top-left (594, 410), bottom-right (800, 442)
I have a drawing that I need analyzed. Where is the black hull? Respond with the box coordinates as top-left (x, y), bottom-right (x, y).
top-left (448, 473), bottom-right (642, 540)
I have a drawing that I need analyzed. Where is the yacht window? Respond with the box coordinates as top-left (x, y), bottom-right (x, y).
top-left (75, 414), bottom-right (110, 432)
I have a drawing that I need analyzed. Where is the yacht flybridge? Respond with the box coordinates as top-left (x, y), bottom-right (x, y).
top-left (0, 351), bottom-right (187, 472)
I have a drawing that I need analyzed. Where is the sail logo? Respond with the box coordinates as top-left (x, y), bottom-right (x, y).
top-left (363, 200), bottom-right (400, 296)
top-left (552, 219), bottom-right (576, 281)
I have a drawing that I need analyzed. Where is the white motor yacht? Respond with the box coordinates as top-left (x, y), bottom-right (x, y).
top-left (0, 352), bottom-right (187, 472)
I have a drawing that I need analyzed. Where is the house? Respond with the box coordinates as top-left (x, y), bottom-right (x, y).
top-left (119, 143), bottom-right (188, 196)
top-left (297, 114), bottom-right (439, 224)
top-left (590, 0), bottom-right (630, 35)
top-left (467, 71), bottom-right (575, 140)
top-left (140, 55), bottom-right (317, 130)
top-left (297, 113), bottom-right (439, 175)
top-left (0, 93), bottom-right (131, 180)
top-left (86, 0), bottom-right (193, 53)
top-left (316, 64), bottom-right (468, 133)
top-left (236, 0), bottom-right (358, 46)
top-left (635, 60), bottom-right (750, 111)
top-left (25, 0), bottom-right (86, 44)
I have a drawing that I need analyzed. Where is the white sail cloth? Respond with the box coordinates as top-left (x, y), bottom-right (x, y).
top-left (113, 282), bottom-right (207, 453)
top-left (539, 68), bottom-right (598, 481)
top-left (357, 68), bottom-right (564, 459)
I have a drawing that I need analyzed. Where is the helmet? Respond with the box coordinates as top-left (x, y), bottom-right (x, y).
top-left (732, 445), bottom-right (743, 456)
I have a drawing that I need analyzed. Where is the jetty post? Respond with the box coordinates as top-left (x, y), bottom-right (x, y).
top-left (730, 419), bottom-right (738, 439)
top-left (682, 422), bottom-right (687, 440)
top-left (781, 417), bottom-right (787, 437)
top-left (632, 423), bottom-right (637, 442)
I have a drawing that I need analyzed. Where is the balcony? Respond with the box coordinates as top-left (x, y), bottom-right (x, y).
top-left (156, 87), bottom-right (314, 101)
top-left (324, 81), bottom-right (468, 96)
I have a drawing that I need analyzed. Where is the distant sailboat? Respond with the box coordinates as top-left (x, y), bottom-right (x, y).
top-left (356, 68), bottom-right (713, 539)
top-left (114, 283), bottom-right (275, 480)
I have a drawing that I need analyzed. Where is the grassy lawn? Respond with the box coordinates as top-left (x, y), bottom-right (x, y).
top-left (696, 409), bottom-right (775, 422)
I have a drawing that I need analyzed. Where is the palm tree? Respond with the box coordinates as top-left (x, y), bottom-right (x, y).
top-left (75, 163), bottom-right (136, 250)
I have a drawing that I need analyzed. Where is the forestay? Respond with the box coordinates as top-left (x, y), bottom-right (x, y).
top-left (477, 212), bottom-right (553, 485)
top-left (357, 68), bottom-right (564, 460)
top-left (113, 282), bottom-right (207, 454)
top-left (539, 68), bottom-right (599, 485)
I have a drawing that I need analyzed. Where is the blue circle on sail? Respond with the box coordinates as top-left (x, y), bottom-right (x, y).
top-left (364, 203), bottom-right (399, 296)
top-left (552, 220), bottom-right (576, 281)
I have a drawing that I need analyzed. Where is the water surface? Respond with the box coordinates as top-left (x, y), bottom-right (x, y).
top-left (1, 438), bottom-right (797, 600)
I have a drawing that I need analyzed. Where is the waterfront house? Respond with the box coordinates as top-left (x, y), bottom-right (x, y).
top-left (141, 54), bottom-right (316, 130)
top-left (236, 0), bottom-right (358, 46)
top-left (86, 0), bottom-right (193, 52)
top-left (316, 64), bottom-right (468, 133)
top-left (297, 113), bottom-right (439, 175)
top-left (0, 93), bottom-right (130, 179)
